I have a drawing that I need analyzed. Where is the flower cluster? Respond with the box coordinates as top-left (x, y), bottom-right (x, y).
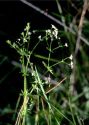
top-left (45, 24), bottom-right (60, 40)
top-left (64, 43), bottom-right (68, 47)
top-left (51, 24), bottom-right (58, 39)
top-left (69, 54), bottom-right (73, 69)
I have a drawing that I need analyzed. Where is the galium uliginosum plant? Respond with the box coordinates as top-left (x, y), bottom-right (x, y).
top-left (6, 23), bottom-right (74, 125)
top-left (7, 23), bottom-right (31, 125)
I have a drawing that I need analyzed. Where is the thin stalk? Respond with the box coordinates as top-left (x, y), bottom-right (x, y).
top-left (68, 97), bottom-right (76, 125)
top-left (21, 54), bottom-right (28, 124)
top-left (24, 75), bottom-right (27, 96)
top-left (48, 40), bottom-right (52, 68)
top-left (35, 95), bottom-right (39, 125)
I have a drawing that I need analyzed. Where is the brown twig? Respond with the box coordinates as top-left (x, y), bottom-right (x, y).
top-left (75, 0), bottom-right (88, 56)
top-left (46, 77), bottom-right (67, 94)
top-left (70, 0), bottom-right (88, 95)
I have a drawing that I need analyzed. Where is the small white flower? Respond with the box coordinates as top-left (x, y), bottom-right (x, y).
top-left (46, 29), bottom-right (51, 34)
top-left (51, 24), bottom-right (58, 39)
top-left (64, 43), bottom-right (68, 47)
top-left (32, 71), bottom-right (35, 76)
top-left (58, 37), bottom-right (60, 40)
top-left (51, 24), bottom-right (58, 31)
top-left (28, 32), bottom-right (31, 35)
top-left (23, 38), bottom-right (27, 43)
top-left (18, 38), bottom-right (20, 41)
top-left (69, 54), bottom-right (73, 60)
top-left (52, 30), bottom-right (58, 39)
top-left (32, 30), bottom-right (36, 33)
top-left (38, 35), bottom-right (41, 40)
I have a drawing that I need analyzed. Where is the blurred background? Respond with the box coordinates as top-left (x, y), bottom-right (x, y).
top-left (0, 0), bottom-right (89, 124)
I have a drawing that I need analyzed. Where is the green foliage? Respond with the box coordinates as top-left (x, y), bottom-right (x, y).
top-left (6, 22), bottom-right (75, 125)
top-left (0, 1), bottom-right (89, 125)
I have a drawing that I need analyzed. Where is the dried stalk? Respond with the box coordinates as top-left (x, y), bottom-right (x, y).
top-left (70, 0), bottom-right (88, 95)
top-left (75, 0), bottom-right (88, 55)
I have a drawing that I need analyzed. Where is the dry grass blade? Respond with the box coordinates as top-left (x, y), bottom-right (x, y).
top-left (46, 77), bottom-right (67, 94)
top-left (70, 0), bottom-right (89, 95)
top-left (75, 0), bottom-right (89, 55)
top-left (15, 97), bottom-right (29, 125)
